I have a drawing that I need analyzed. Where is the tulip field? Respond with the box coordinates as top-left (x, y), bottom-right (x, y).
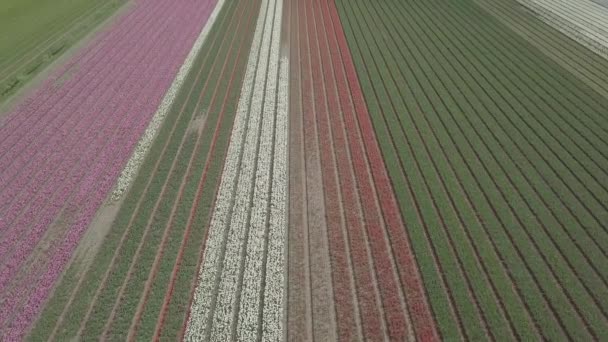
top-left (0, 0), bottom-right (607, 340)
top-left (335, 0), bottom-right (608, 339)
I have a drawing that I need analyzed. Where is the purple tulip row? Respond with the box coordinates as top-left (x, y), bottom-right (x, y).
top-left (0, 0), bottom-right (216, 339)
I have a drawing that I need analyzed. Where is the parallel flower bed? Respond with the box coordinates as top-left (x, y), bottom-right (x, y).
top-left (0, 0), bottom-right (216, 339)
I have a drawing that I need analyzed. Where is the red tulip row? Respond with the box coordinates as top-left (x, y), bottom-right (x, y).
top-left (288, 0), bottom-right (438, 340)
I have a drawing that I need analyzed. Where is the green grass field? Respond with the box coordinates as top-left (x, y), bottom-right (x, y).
top-left (336, 0), bottom-right (608, 339)
top-left (0, 0), bottom-right (124, 101)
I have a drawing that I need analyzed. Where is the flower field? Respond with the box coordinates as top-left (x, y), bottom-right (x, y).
top-left (0, 0), bottom-right (607, 340)
top-left (0, 0), bottom-right (216, 339)
top-left (185, 0), bottom-right (289, 339)
top-left (336, 0), bottom-right (608, 339)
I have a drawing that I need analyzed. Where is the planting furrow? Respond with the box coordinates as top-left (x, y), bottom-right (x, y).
top-left (0, 1), bottom-right (218, 338)
top-left (345, 2), bottom-right (496, 341)
top-left (260, 55), bottom-right (289, 342)
top-left (322, 1), bottom-right (440, 340)
top-left (441, 6), bottom-right (608, 231)
top-left (185, 0), bottom-right (289, 339)
top-left (103, 2), bottom-right (253, 340)
top-left (437, 9), bottom-right (608, 289)
top-left (48, 4), bottom-right (226, 340)
top-left (111, 0), bottom-right (227, 202)
top-left (0, 1), bottom-right (188, 284)
top-left (355, 2), bottom-right (541, 339)
top-left (0, 23), bottom-right (184, 324)
top-left (0, 18), bottom-right (204, 340)
top-left (287, 0), bottom-right (440, 341)
top-left (366, 0), bottom-right (556, 339)
top-left (31, 0), bottom-right (262, 340)
top-left (308, 0), bottom-right (392, 338)
top-left (428, 0), bottom-right (605, 287)
top-left (286, 0), bottom-right (317, 339)
top-left (299, 0), bottom-right (347, 340)
top-left (0, 0), bottom-right (170, 170)
top-left (0, 0), bottom-right (173, 216)
top-left (336, 0), bottom-right (608, 338)
top-left (0, 0), bottom-right (204, 293)
top-left (183, 0), bottom-right (271, 337)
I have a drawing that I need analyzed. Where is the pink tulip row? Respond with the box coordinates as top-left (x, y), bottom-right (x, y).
top-left (0, 0), bottom-right (216, 339)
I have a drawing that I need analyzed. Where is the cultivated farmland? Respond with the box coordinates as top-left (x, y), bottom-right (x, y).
top-left (30, 0), bottom-right (258, 340)
top-left (0, 0), bottom-right (216, 339)
top-left (0, 0), bottom-right (125, 102)
top-left (287, 0), bottom-right (437, 340)
top-left (0, 0), bottom-right (607, 340)
top-left (336, 0), bottom-right (608, 339)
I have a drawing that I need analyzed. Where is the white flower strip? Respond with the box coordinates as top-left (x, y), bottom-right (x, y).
top-left (518, 0), bottom-right (608, 59)
top-left (207, 0), bottom-right (281, 339)
top-left (110, 0), bottom-right (226, 202)
top-left (236, 0), bottom-right (282, 338)
top-left (184, 0), bottom-right (273, 339)
top-left (260, 56), bottom-right (289, 342)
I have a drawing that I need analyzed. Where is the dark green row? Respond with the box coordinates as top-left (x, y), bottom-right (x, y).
top-left (336, 0), bottom-right (608, 340)
top-left (28, 0), bottom-right (260, 340)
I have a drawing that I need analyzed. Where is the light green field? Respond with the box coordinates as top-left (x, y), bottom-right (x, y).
top-left (0, 0), bottom-right (125, 101)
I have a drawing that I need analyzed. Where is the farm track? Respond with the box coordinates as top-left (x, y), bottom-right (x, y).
top-left (184, 0), bottom-right (289, 339)
top-left (287, 0), bottom-right (439, 340)
top-left (337, 0), bottom-right (608, 339)
top-left (28, 0), bottom-right (261, 340)
top-left (0, 0), bottom-right (217, 339)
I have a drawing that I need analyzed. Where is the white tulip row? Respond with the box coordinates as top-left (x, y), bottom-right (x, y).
top-left (260, 55), bottom-right (289, 342)
top-left (519, 0), bottom-right (608, 59)
top-left (184, 0), bottom-right (270, 335)
top-left (110, 0), bottom-right (226, 202)
top-left (236, 0), bottom-right (283, 339)
top-left (184, 0), bottom-right (287, 339)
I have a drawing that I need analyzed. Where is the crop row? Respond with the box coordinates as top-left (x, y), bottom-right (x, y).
top-left (337, 0), bottom-right (608, 339)
top-left (110, 0), bottom-right (226, 203)
top-left (286, 0), bottom-right (337, 340)
top-left (286, 0), bottom-right (438, 340)
top-left (0, 0), bottom-right (217, 340)
top-left (184, 0), bottom-right (288, 340)
top-left (28, 0), bottom-right (260, 340)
